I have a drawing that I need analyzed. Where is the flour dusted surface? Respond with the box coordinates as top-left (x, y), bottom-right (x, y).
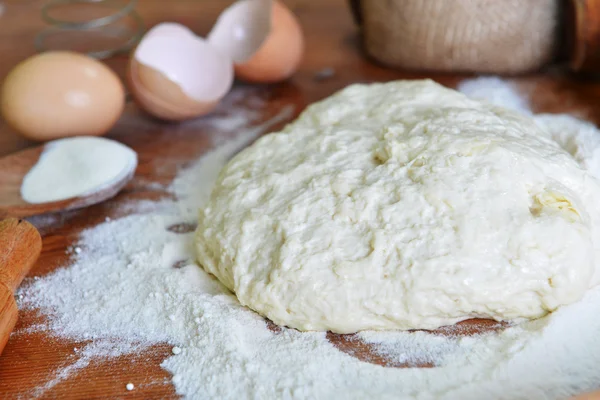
top-left (16, 80), bottom-right (600, 400)
top-left (196, 79), bottom-right (600, 333)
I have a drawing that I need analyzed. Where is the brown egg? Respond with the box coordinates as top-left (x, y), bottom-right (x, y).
top-left (128, 23), bottom-right (234, 122)
top-left (234, 1), bottom-right (304, 83)
top-left (1, 51), bottom-right (125, 141)
top-left (208, 0), bottom-right (304, 84)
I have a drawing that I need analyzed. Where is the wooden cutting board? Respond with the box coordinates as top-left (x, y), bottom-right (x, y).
top-left (1, 0), bottom-right (600, 398)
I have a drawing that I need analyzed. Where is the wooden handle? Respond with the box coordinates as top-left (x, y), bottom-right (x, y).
top-left (0, 218), bottom-right (42, 292)
top-left (565, 0), bottom-right (600, 72)
top-left (0, 218), bottom-right (42, 355)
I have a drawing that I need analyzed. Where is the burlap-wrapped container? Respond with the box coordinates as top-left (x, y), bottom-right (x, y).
top-left (351, 0), bottom-right (561, 74)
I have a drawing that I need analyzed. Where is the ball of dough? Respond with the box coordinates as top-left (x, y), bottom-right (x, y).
top-left (196, 80), bottom-right (600, 333)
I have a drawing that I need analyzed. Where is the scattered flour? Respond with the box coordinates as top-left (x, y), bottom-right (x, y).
top-left (357, 330), bottom-right (471, 367)
top-left (20, 136), bottom-right (137, 204)
top-left (16, 81), bottom-right (600, 399)
top-left (31, 339), bottom-right (146, 398)
top-left (457, 76), bottom-right (531, 115)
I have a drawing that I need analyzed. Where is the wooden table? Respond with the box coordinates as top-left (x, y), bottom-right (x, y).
top-left (1, 0), bottom-right (600, 398)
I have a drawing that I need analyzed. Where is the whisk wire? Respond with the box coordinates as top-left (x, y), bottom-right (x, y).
top-left (36, 0), bottom-right (144, 59)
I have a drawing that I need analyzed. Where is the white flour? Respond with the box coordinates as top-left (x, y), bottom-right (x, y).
top-left (16, 80), bottom-right (600, 399)
top-left (457, 76), bottom-right (531, 115)
top-left (357, 330), bottom-right (472, 367)
top-left (20, 136), bottom-right (137, 204)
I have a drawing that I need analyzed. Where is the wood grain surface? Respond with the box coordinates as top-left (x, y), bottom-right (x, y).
top-left (1, 0), bottom-right (600, 398)
top-left (0, 144), bottom-right (136, 218)
top-left (0, 219), bottom-right (42, 354)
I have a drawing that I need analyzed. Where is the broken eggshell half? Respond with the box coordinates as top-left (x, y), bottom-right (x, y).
top-left (128, 23), bottom-right (234, 121)
top-left (208, 0), bottom-right (304, 84)
top-left (208, 0), bottom-right (273, 64)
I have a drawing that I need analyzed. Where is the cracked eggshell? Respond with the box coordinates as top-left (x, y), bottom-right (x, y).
top-left (128, 23), bottom-right (234, 121)
top-left (142, 22), bottom-right (192, 40)
top-left (209, 0), bottom-right (304, 83)
top-left (208, 0), bottom-right (273, 64)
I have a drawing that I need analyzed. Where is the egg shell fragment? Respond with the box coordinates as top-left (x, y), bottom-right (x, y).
top-left (207, 0), bottom-right (273, 63)
top-left (142, 22), bottom-right (193, 40)
top-left (129, 23), bottom-right (234, 121)
top-left (128, 60), bottom-right (219, 121)
top-left (233, 1), bottom-right (304, 83)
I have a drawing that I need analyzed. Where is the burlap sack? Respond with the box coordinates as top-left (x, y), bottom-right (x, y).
top-left (355, 0), bottom-right (560, 74)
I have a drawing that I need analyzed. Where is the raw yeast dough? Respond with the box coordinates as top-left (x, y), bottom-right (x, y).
top-left (195, 80), bottom-right (600, 333)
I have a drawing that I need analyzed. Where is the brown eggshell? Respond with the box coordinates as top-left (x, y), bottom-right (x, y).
top-left (234, 1), bottom-right (304, 83)
top-left (128, 59), bottom-right (218, 121)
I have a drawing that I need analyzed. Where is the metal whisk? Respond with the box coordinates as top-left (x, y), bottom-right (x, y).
top-left (35, 0), bottom-right (145, 59)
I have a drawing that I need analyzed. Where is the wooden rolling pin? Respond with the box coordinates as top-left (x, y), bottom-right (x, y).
top-left (0, 218), bottom-right (42, 354)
